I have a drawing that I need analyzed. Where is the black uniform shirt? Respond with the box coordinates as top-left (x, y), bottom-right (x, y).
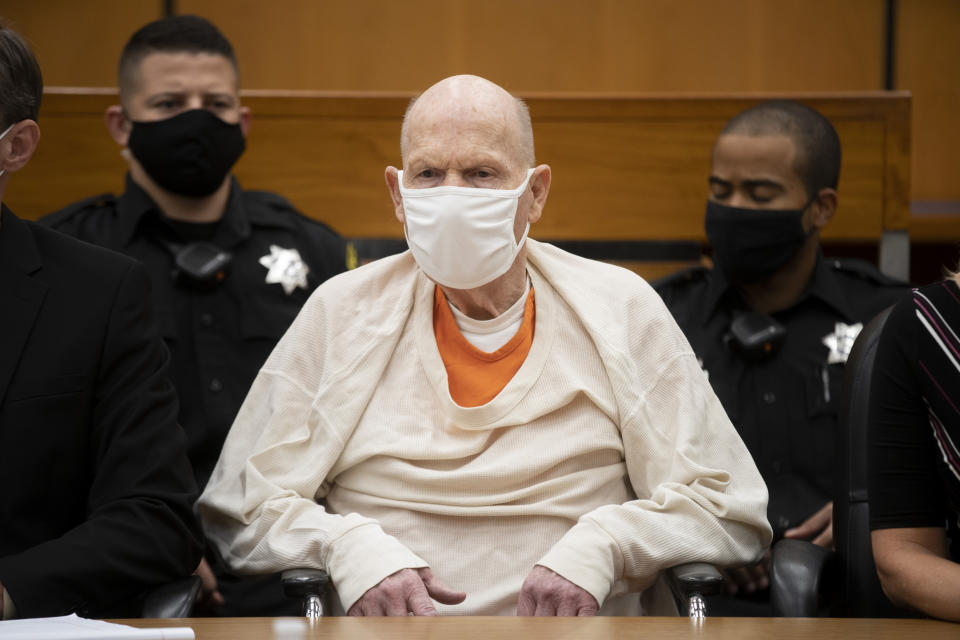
top-left (655, 254), bottom-right (908, 539)
top-left (42, 176), bottom-right (350, 490)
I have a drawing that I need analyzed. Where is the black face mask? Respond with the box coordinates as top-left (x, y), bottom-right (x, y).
top-left (705, 199), bottom-right (813, 284)
top-left (127, 109), bottom-right (245, 198)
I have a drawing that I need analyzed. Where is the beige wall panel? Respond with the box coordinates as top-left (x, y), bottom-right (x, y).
top-left (181, 0), bottom-right (884, 92)
top-left (897, 0), bottom-right (960, 205)
top-left (1, 1), bottom-right (161, 87)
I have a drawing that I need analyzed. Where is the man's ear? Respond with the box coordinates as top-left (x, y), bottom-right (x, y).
top-left (384, 166), bottom-right (405, 224)
top-left (525, 164), bottom-right (552, 225)
top-left (810, 188), bottom-right (838, 229)
top-left (239, 106), bottom-right (251, 137)
top-left (105, 105), bottom-right (132, 146)
top-left (0, 120), bottom-right (41, 173)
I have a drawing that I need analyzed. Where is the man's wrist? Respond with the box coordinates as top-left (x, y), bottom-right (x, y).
top-left (536, 519), bottom-right (620, 608)
top-left (327, 523), bottom-right (428, 612)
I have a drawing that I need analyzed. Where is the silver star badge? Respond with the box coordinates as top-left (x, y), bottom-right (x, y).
top-left (822, 321), bottom-right (863, 365)
top-left (258, 245), bottom-right (309, 295)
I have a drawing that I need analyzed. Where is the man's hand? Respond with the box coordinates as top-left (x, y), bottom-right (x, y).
top-left (348, 567), bottom-right (466, 616)
top-left (722, 552), bottom-right (770, 595)
top-left (517, 565), bottom-right (598, 616)
top-left (194, 557), bottom-right (225, 610)
top-left (784, 502), bottom-right (834, 548)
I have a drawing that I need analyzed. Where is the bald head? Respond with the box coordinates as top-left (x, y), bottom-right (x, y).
top-left (401, 75), bottom-right (535, 169)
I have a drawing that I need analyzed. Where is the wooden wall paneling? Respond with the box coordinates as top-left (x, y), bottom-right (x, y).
top-left (6, 91), bottom-right (127, 216)
top-left (881, 90), bottom-right (913, 231)
top-left (1, 0), bottom-right (162, 87)
top-left (896, 0), bottom-right (960, 244)
top-left (180, 0), bottom-right (884, 93)
top-left (897, 0), bottom-right (960, 204)
top-left (178, 1), bottom-right (462, 92)
top-left (236, 94), bottom-right (410, 237)
top-left (526, 94), bottom-right (902, 241)
top-left (8, 91), bottom-right (909, 251)
top-left (454, 0), bottom-right (887, 93)
top-left (4, 0), bottom-right (954, 264)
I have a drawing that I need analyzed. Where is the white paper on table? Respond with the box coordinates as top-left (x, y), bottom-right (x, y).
top-left (0, 613), bottom-right (194, 639)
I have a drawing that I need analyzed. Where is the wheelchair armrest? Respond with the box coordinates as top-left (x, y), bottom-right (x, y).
top-left (141, 575), bottom-right (201, 618)
top-left (667, 562), bottom-right (723, 618)
top-left (281, 568), bottom-right (330, 618)
top-left (769, 539), bottom-right (834, 617)
top-left (667, 562), bottom-right (724, 600)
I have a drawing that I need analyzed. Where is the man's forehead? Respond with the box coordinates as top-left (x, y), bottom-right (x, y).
top-left (711, 133), bottom-right (799, 179)
top-left (410, 92), bottom-right (514, 131)
top-left (405, 127), bottom-right (517, 173)
top-left (132, 51), bottom-right (238, 93)
top-left (404, 101), bottom-right (519, 162)
top-left (405, 139), bottom-right (511, 170)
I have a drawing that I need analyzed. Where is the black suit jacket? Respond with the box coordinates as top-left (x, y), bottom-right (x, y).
top-left (0, 205), bottom-right (204, 618)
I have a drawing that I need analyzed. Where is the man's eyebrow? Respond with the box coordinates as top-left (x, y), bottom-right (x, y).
top-left (146, 91), bottom-right (184, 100)
top-left (708, 177), bottom-right (784, 191)
top-left (742, 179), bottom-right (784, 191)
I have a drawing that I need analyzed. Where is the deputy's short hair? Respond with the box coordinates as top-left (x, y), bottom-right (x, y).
top-left (117, 15), bottom-right (238, 98)
top-left (0, 23), bottom-right (43, 130)
top-left (720, 100), bottom-right (842, 200)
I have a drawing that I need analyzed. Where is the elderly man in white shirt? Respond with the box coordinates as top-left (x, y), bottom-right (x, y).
top-left (198, 74), bottom-right (772, 617)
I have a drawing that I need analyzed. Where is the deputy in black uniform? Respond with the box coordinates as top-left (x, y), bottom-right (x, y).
top-left (42, 16), bottom-right (350, 616)
top-left (655, 100), bottom-right (908, 613)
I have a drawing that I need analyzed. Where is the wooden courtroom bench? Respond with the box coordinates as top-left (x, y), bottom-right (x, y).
top-left (7, 89), bottom-right (912, 281)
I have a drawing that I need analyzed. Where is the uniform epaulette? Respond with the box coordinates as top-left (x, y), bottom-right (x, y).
top-left (42, 193), bottom-right (117, 226)
top-left (245, 189), bottom-right (344, 239)
top-left (651, 264), bottom-right (710, 292)
top-left (826, 257), bottom-right (908, 287)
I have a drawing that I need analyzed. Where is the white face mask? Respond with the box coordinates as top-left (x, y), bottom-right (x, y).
top-left (0, 123), bottom-right (15, 180)
top-left (398, 168), bottom-right (535, 289)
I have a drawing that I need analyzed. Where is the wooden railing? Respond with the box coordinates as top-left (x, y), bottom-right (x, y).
top-left (7, 90), bottom-right (913, 278)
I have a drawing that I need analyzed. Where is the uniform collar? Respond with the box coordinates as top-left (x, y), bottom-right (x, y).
top-left (114, 173), bottom-right (251, 248)
top-left (701, 250), bottom-right (857, 324)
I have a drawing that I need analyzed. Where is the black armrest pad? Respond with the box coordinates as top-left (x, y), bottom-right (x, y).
top-left (770, 539), bottom-right (833, 617)
top-left (281, 568), bottom-right (330, 599)
top-left (142, 575), bottom-right (201, 618)
top-left (666, 562), bottom-right (724, 600)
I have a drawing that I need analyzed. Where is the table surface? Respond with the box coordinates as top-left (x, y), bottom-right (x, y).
top-left (118, 616), bottom-right (959, 640)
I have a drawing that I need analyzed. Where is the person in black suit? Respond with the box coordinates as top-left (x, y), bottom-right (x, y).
top-left (0, 23), bottom-right (203, 619)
